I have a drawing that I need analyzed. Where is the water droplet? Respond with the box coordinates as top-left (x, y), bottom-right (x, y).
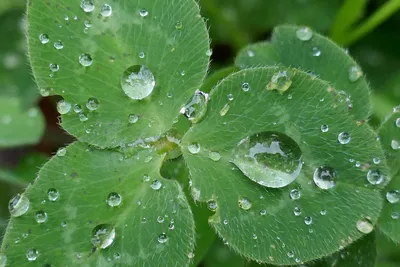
top-left (150, 180), bottom-right (162, 190)
top-left (0, 253), bottom-right (6, 267)
top-left (100, 4), bottom-right (112, 17)
top-left (294, 207), bottom-right (301, 216)
top-left (55, 147), bottom-right (67, 157)
top-left (287, 251), bottom-right (294, 258)
top-left (79, 113), bottom-right (88, 122)
top-left (47, 188), bottom-right (59, 201)
top-left (266, 70), bottom-right (293, 94)
top-left (157, 216), bottom-right (164, 223)
top-left (188, 252), bottom-right (195, 259)
top-left (320, 210), bottom-right (327, 215)
top-left (72, 104), bottom-right (82, 113)
top-left (386, 190), bottom-right (400, 204)
top-left (321, 125), bottom-right (329, 132)
top-left (348, 66), bottom-right (363, 82)
top-left (86, 97), bottom-right (100, 111)
top-left (139, 8), bottom-right (149, 17)
top-left (392, 212), bottom-right (399, 220)
top-left (188, 143), bottom-right (200, 154)
top-left (57, 100), bottom-right (71, 114)
top-left (304, 216), bottom-right (313, 225)
top-left (260, 209), bottom-right (267, 216)
top-left (121, 65), bottom-right (155, 100)
top-left (9, 194), bottom-right (30, 217)
top-left (312, 47), bottom-right (321, 56)
top-left (61, 221), bottom-right (67, 227)
top-left (138, 52), bottom-right (145, 59)
top-left (128, 114), bottom-right (139, 124)
top-left (207, 200), bottom-right (218, 211)
top-left (35, 211), bottom-right (47, 223)
top-left (107, 192), bottom-right (122, 207)
top-left (219, 103), bottom-right (230, 117)
top-left (242, 82), bottom-right (250, 92)
top-left (54, 40), bottom-right (64, 50)
top-left (338, 132), bottom-right (351, 144)
top-left (49, 63), bottom-right (59, 72)
top-left (313, 166), bottom-right (337, 190)
top-left (79, 53), bottom-right (93, 67)
top-left (39, 33), bottom-right (49, 44)
top-left (373, 157), bottom-right (380, 164)
top-left (80, 0), bottom-right (95, 13)
top-left (290, 189), bottom-right (301, 200)
top-left (296, 27), bottom-right (313, 41)
top-left (232, 132), bottom-right (302, 188)
top-left (238, 196), bottom-right (252, 210)
top-left (141, 217), bottom-right (147, 223)
top-left (227, 93), bottom-right (234, 101)
top-left (367, 169), bottom-right (384, 185)
top-left (181, 90), bottom-right (208, 123)
top-left (391, 140), bottom-right (400, 150)
top-left (396, 118), bottom-right (400, 127)
top-left (209, 151), bottom-right (221, 162)
top-left (247, 50), bottom-right (255, 57)
top-left (356, 218), bottom-right (373, 234)
top-left (40, 88), bottom-right (52, 96)
top-left (206, 49), bottom-right (213, 57)
top-left (223, 219), bottom-right (228, 225)
top-left (113, 252), bottom-right (121, 260)
top-left (26, 248), bottom-right (38, 261)
top-left (252, 233), bottom-right (258, 240)
top-left (168, 221), bottom-right (175, 230)
top-left (91, 224), bottom-right (116, 249)
top-left (175, 21), bottom-right (183, 30)
top-left (158, 233), bottom-right (168, 243)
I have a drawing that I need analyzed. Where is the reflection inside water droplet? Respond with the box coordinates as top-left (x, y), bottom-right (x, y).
top-left (313, 166), bottom-right (337, 190)
top-left (8, 193), bottom-right (30, 217)
top-left (91, 224), bottom-right (116, 249)
top-left (121, 65), bottom-right (155, 100)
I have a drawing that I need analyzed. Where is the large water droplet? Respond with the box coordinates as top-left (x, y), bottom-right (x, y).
top-left (232, 132), bottom-right (302, 188)
top-left (26, 248), bottom-right (38, 261)
top-left (313, 166), bottom-right (337, 190)
top-left (386, 190), bottom-right (400, 204)
top-left (100, 4), bottom-right (112, 17)
top-left (79, 53), bottom-right (93, 67)
top-left (91, 224), bottom-right (116, 249)
top-left (348, 66), bottom-right (363, 82)
top-left (338, 132), bottom-right (351, 144)
top-left (238, 196), bottom-right (252, 210)
top-left (321, 125), bottom-right (329, 133)
top-left (158, 233), bottom-right (168, 243)
top-left (107, 192), bottom-right (122, 207)
top-left (80, 0), bottom-right (95, 12)
top-left (367, 169), bottom-right (384, 185)
top-left (121, 65), bottom-right (155, 100)
top-left (296, 27), bottom-right (313, 41)
top-left (9, 194), bottom-right (30, 217)
top-left (356, 218), bottom-right (373, 234)
top-left (180, 90), bottom-right (208, 123)
top-left (266, 70), bottom-right (293, 94)
top-left (39, 33), bottom-right (49, 44)
top-left (57, 100), bottom-right (71, 114)
top-left (47, 188), bottom-right (59, 201)
top-left (86, 97), bottom-right (100, 111)
top-left (35, 211), bottom-right (48, 223)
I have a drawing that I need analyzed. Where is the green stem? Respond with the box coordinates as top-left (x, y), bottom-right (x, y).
top-left (340, 0), bottom-right (400, 46)
top-left (200, 0), bottom-right (249, 51)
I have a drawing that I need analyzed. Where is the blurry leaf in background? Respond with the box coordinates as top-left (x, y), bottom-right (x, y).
top-left (14, 152), bottom-right (48, 184)
top-left (202, 240), bottom-right (245, 267)
top-left (0, 0), bottom-right (25, 17)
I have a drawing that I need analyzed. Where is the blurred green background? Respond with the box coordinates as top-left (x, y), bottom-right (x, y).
top-left (0, 0), bottom-right (399, 266)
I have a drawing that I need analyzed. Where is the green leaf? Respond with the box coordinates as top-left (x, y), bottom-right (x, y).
top-left (0, 97), bottom-right (44, 148)
top-left (27, 0), bottom-right (210, 148)
top-left (14, 153), bottom-right (48, 184)
top-left (200, 67), bottom-right (239, 94)
top-left (234, 43), bottom-right (280, 69)
top-left (1, 142), bottom-right (195, 266)
top-left (202, 240), bottom-right (245, 267)
top-left (377, 111), bottom-right (400, 243)
top-left (271, 25), bottom-right (372, 120)
top-left (182, 67), bottom-right (388, 265)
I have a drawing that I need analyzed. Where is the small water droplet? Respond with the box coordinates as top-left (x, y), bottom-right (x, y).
top-left (26, 248), bottom-right (38, 261)
top-left (287, 251), bottom-right (294, 258)
top-left (321, 125), bottom-right (329, 133)
top-left (141, 217), bottom-right (147, 223)
top-left (392, 212), bottom-right (399, 220)
top-left (39, 33), bottom-right (49, 44)
top-left (100, 4), bottom-right (112, 17)
top-left (294, 207), bottom-right (301, 216)
top-left (386, 190), bottom-right (400, 204)
top-left (79, 53), bottom-right (93, 67)
top-left (242, 82), bottom-right (250, 92)
top-left (247, 50), bottom-right (255, 57)
top-left (320, 210), bottom-right (327, 215)
top-left (373, 157), bottom-right (380, 164)
top-left (207, 200), bottom-right (218, 211)
top-left (57, 100), bottom-right (71, 114)
top-left (391, 140), bottom-right (400, 150)
top-left (266, 70), bottom-right (293, 94)
top-left (128, 114), bottom-right (139, 124)
top-left (47, 188), bottom-right (59, 201)
top-left (238, 196), bottom-right (252, 210)
top-left (56, 147), bottom-right (67, 157)
top-left (49, 63), bottom-right (59, 72)
top-left (206, 49), bottom-right (213, 57)
top-left (312, 47), bottom-right (321, 56)
top-left (260, 209), bottom-right (267, 216)
top-left (188, 252), bottom-right (195, 259)
top-left (158, 233), bottom-right (168, 243)
top-left (348, 66), bottom-right (363, 82)
top-left (396, 118), bottom-right (400, 127)
top-left (367, 169), bottom-right (384, 185)
top-left (313, 166), bottom-right (337, 190)
top-left (296, 27), bottom-right (313, 41)
top-left (73, 104), bottom-right (82, 113)
top-left (356, 218), bottom-right (373, 234)
top-left (338, 132), bottom-right (351, 144)
top-left (157, 216), bottom-right (165, 223)
top-left (227, 93), bottom-right (234, 101)
top-left (91, 224), bottom-right (116, 249)
top-left (223, 219), bottom-right (228, 225)
top-left (79, 113), bottom-right (88, 122)
top-left (53, 40), bottom-right (64, 50)
top-left (150, 180), bottom-right (162, 190)
top-left (121, 65), bottom-right (155, 100)
top-left (40, 87), bottom-right (52, 96)
top-left (113, 252), bottom-right (121, 260)
top-left (9, 194), bottom-right (30, 217)
top-left (188, 143), bottom-right (200, 154)
top-left (219, 103), bottom-right (230, 116)
top-left (181, 90), bottom-right (208, 123)
top-left (232, 132), bottom-right (302, 188)
top-left (304, 216), bottom-right (313, 225)
top-left (138, 52), bottom-right (145, 59)
top-left (61, 221), bottom-right (67, 227)
top-left (175, 21), bottom-right (183, 30)
top-left (290, 189), bottom-right (301, 200)
top-left (86, 97), bottom-right (100, 111)
top-left (35, 211), bottom-right (48, 223)
top-left (139, 8), bottom-right (149, 17)
top-left (209, 151), bottom-right (221, 162)
top-left (107, 192), bottom-right (122, 207)
top-left (80, 0), bottom-right (95, 13)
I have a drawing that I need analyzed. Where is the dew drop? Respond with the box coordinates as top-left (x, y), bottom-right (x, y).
top-left (100, 4), bottom-right (112, 17)
top-left (40, 87), bottom-right (52, 96)
top-left (321, 125), bottom-right (329, 133)
top-left (296, 27), bottom-right (313, 41)
top-left (39, 33), bottom-right (49, 44)
top-left (157, 216), bottom-right (165, 223)
top-left (181, 90), bottom-right (208, 123)
top-left (386, 190), bottom-right (400, 204)
top-left (266, 70), bottom-right (293, 94)
top-left (150, 180), bottom-right (162, 190)
top-left (260, 209), bottom-right (267, 216)
top-left (188, 252), bottom-right (195, 259)
top-left (247, 50), bottom-right (255, 57)
top-left (79, 53), bottom-right (93, 67)
top-left (367, 169), bottom-right (384, 185)
top-left (35, 211), bottom-right (48, 224)
top-left (175, 21), bottom-right (183, 30)
top-left (0, 253), bottom-right (6, 267)
top-left (206, 49), bottom-right (213, 57)
top-left (47, 188), bottom-right (59, 201)
top-left (207, 200), bottom-right (217, 211)
top-left (313, 166), bottom-right (337, 190)
top-left (121, 65), bottom-right (155, 100)
top-left (86, 97), bottom-right (100, 111)
top-left (139, 8), bottom-right (149, 17)
top-left (188, 142), bottom-right (200, 154)
top-left (356, 218), bottom-right (373, 234)
top-left (304, 216), bottom-right (313, 225)
top-left (209, 151), bottom-right (221, 162)
top-left (57, 100), bottom-right (71, 114)
top-left (373, 157), bottom-right (380, 164)
top-left (320, 210), bottom-right (327, 215)
top-left (91, 224), bottom-right (116, 249)
top-left (138, 52), bottom-right (145, 59)
top-left (396, 118), bottom-right (400, 127)
top-left (128, 114), bottom-right (139, 124)
top-left (392, 212), bottom-right (399, 220)
top-left (232, 132), bottom-right (302, 188)
top-left (287, 251), bottom-right (294, 258)
top-left (227, 93), bottom-right (234, 101)
top-left (312, 47), bottom-right (321, 57)
top-left (9, 193), bottom-right (30, 217)
top-left (294, 207), bottom-right (301, 216)
top-left (219, 103), bottom-right (230, 116)
top-left (73, 104), bottom-right (82, 113)
top-left (338, 132), bottom-right (351, 144)
top-left (56, 147), bottom-right (67, 157)
top-left (391, 140), bottom-right (400, 150)
top-left (348, 66), bottom-right (363, 82)
top-left (242, 82), bottom-right (250, 92)
top-left (49, 63), bottom-right (59, 72)
top-left (158, 233), bottom-right (168, 243)
top-left (290, 189), bottom-right (301, 200)
top-left (26, 248), bottom-right (38, 261)
top-left (107, 192), bottom-right (122, 207)
top-left (223, 219), bottom-right (228, 225)
top-left (79, 113), bottom-right (89, 122)
top-left (53, 40), bottom-right (64, 50)
top-left (238, 196), bottom-right (252, 210)
top-left (80, 0), bottom-right (95, 13)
